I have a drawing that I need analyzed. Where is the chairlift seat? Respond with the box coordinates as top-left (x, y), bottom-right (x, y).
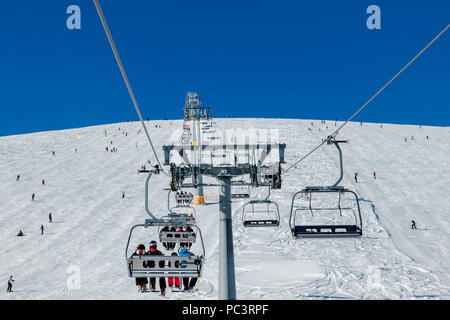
top-left (128, 255), bottom-right (203, 278)
top-left (242, 199), bottom-right (280, 228)
top-left (244, 219), bottom-right (280, 227)
top-left (293, 224), bottom-right (362, 238)
top-left (231, 193), bottom-right (250, 199)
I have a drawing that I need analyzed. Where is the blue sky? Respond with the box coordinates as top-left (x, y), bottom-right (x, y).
top-left (0, 0), bottom-right (449, 136)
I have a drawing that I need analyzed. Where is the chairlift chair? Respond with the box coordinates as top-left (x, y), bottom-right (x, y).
top-left (231, 185), bottom-right (250, 199)
top-left (242, 187), bottom-right (280, 227)
top-left (126, 219), bottom-right (205, 279)
top-left (289, 186), bottom-right (362, 238)
top-left (288, 139), bottom-right (362, 238)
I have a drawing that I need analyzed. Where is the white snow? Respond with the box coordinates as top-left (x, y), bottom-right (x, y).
top-left (0, 118), bottom-right (449, 300)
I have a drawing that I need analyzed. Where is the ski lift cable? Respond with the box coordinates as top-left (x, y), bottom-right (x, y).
top-left (282, 23), bottom-right (450, 176)
top-left (93, 0), bottom-right (168, 176)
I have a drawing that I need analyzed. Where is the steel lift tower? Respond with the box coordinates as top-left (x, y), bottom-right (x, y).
top-left (163, 138), bottom-right (286, 299)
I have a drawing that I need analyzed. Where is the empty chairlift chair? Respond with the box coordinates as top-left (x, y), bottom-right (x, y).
top-left (289, 186), bottom-right (362, 238)
top-left (242, 187), bottom-right (280, 227)
top-left (231, 185), bottom-right (250, 199)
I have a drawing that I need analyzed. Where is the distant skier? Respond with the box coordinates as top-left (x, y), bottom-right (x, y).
top-left (49, 213), bottom-right (52, 223)
top-left (6, 275), bottom-right (14, 292)
top-left (154, 164), bottom-right (160, 175)
top-left (404, 137), bottom-right (407, 142)
top-left (52, 151), bottom-right (55, 156)
top-left (17, 230), bottom-right (24, 237)
top-left (42, 179), bottom-right (45, 185)
top-left (32, 193), bottom-right (35, 201)
top-left (354, 173), bottom-right (358, 183)
top-left (373, 171), bottom-right (376, 179)
top-left (40, 224), bottom-right (44, 235)
top-left (75, 148), bottom-right (78, 153)
top-left (106, 146), bottom-right (108, 152)
top-left (426, 135), bottom-right (429, 140)
top-left (122, 192), bottom-right (125, 199)
top-left (16, 174), bottom-right (20, 181)
top-left (411, 220), bottom-right (417, 230)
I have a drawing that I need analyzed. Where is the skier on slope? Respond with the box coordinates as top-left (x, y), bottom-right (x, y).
top-left (32, 193), bottom-right (35, 201)
top-left (147, 240), bottom-right (167, 296)
top-left (49, 213), bottom-right (52, 223)
top-left (354, 173), bottom-right (358, 183)
top-left (373, 171), bottom-right (376, 179)
top-left (411, 220), bottom-right (417, 230)
top-left (178, 247), bottom-right (197, 291)
top-left (16, 174), bottom-right (20, 181)
top-left (17, 230), bottom-right (24, 237)
top-left (6, 275), bottom-right (14, 292)
top-left (40, 224), bottom-right (44, 235)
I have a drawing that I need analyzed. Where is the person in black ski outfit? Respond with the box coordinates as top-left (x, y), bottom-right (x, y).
top-left (49, 213), bottom-right (52, 223)
top-left (133, 244), bottom-right (149, 292)
top-left (17, 230), bottom-right (24, 237)
top-left (40, 225), bottom-right (44, 235)
top-left (411, 220), bottom-right (417, 230)
top-left (147, 241), bottom-right (167, 295)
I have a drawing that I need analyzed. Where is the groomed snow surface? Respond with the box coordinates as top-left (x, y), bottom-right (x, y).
top-left (1, 118), bottom-right (449, 300)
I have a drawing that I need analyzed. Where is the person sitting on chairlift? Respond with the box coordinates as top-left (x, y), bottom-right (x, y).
top-left (178, 247), bottom-right (197, 291)
top-left (147, 240), bottom-right (167, 296)
top-left (133, 244), bottom-right (149, 293)
top-left (167, 252), bottom-right (181, 291)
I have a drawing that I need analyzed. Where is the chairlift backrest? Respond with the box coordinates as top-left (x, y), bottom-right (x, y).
top-left (128, 255), bottom-right (203, 278)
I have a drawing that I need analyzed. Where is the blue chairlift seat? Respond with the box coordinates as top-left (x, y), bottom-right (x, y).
top-left (293, 224), bottom-right (362, 238)
top-left (244, 219), bottom-right (280, 227)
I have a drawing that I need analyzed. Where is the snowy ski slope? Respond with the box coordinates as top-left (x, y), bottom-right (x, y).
top-left (0, 118), bottom-right (449, 299)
